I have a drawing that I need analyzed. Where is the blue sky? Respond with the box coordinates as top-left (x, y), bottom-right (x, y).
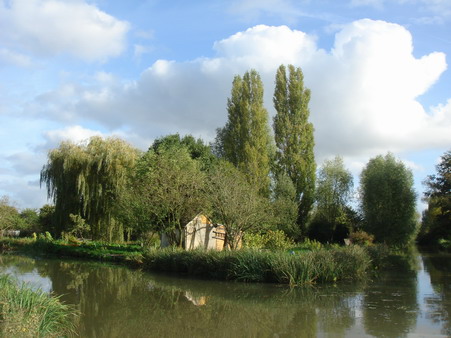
top-left (0, 0), bottom-right (450, 211)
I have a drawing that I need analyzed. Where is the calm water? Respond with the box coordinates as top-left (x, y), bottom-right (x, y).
top-left (0, 251), bottom-right (450, 338)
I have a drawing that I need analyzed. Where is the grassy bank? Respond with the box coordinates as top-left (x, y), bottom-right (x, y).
top-left (1, 237), bottom-right (388, 286)
top-left (0, 237), bottom-right (144, 266)
top-left (143, 245), bottom-right (388, 285)
top-left (0, 274), bottom-right (76, 337)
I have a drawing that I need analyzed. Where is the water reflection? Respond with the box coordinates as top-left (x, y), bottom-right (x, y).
top-left (422, 252), bottom-right (451, 336)
top-left (0, 251), bottom-right (450, 337)
top-left (363, 252), bottom-right (419, 338)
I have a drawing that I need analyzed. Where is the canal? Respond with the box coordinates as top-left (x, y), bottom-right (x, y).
top-left (0, 250), bottom-right (450, 337)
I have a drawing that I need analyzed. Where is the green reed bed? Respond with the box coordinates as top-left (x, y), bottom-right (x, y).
top-left (0, 274), bottom-right (76, 337)
top-left (143, 245), bottom-right (380, 286)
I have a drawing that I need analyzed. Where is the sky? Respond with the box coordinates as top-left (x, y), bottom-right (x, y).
top-left (0, 0), bottom-right (450, 211)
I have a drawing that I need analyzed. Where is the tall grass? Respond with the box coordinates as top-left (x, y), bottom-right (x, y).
top-left (0, 274), bottom-right (76, 337)
top-left (143, 245), bottom-right (376, 286)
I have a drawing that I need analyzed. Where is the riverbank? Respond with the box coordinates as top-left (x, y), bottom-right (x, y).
top-left (0, 274), bottom-right (76, 337)
top-left (0, 237), bottom-right (388, 286)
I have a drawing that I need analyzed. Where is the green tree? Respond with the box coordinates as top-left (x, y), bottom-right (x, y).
top-left (220, 69), bottom-right (272, 196)
top-left (151, 133), bottom-right (216, 170)
top-left (206, 161), bottom-right (270, 250)
top-left (19, 208), bottom-right (39, 233)
top-left (38, 204), bottom-right (56, 234)
top-left (309, 156), bottom-right (354, 242)
top-left (131, 145), bottom-right (207, 246)
top-left (421, 149), bottom-right (451, 244)
top-left (360, 153), bottom-right (418, 246)
top-left (271, 173), bottom-right (299, 239)
top-left (0, 196), bottom-right (23, 235)
top-left (40, 137), bottom-right (139, 241)
top-left (273, 64), bottom-right (316, 234)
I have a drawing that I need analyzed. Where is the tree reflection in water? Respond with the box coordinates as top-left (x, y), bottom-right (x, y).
top-left (1, 251), bottom-right (450, 337)
top-left (363, 249), bottom-right (419, 338)
top-left (422, 252), bottom-right (451, 337)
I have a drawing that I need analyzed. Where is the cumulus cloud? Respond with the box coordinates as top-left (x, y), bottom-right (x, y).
top-left (42, 125), bottom-right (103, 148)
top-left (28, 20), bottom-right (450, 163)
top-left (0, 0), bottom-right (129, 62)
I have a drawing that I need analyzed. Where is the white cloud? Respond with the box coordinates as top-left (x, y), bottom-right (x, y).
top-left (0, 48), bottom-right (32, 67)
top-left (0, 0), bottom-right (129, 62)
top-left (43, 125), bottom-right (103, 148)
top-left (27, 20), bottom-right (450, 162)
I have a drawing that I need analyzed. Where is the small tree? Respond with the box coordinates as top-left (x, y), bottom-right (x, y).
top-left (19, 208), bottom-right (40, 234)
top-left (421, 149), bottom-right (451, 243)
top-left (0, 196), bottom-right (23, 236)
top-left (206, 161), bottom-right (269, 250)
top-left (131, 145), bottom-right (207, 246)
top-left (360, 153), bottom-right (417, 246)
top-left (310, 156), bottom-right (354, 242)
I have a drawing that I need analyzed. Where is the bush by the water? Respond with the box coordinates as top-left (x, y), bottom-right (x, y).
top-left (349, 230), bottom-right (374, 246)
top-left (244, 230), bottom-right (295, 250)
top-left (0, 274), bottom-right (76, 337)
top-left (143, 245), bottom-right (376, 285)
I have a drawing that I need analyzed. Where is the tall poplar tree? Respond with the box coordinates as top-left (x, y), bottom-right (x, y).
top-left (273, 64), bottom-right (316, 232)
top-left (221, 69), bottom-right (272, 196)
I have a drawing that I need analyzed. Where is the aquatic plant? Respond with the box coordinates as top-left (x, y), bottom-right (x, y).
top-left (0, 274), bottom-right (76, 337)
top-left (143, 245), bottom-right (375, 286)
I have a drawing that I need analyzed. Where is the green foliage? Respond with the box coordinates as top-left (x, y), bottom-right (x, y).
top-left (0, 195), bottom-right (24, 233)
top-left (244, 230), bottom-right (295, 250)
top-left (438, 238), bottom-right (451, 250)
top-left (420, 149), bottom-right (451, 245)
top-left (360, 153), bottom-right (418, 246)
top-left (67, 213), bottom-right (91, 239)
top-left (293, 238), bottom-right (323, 251)
top-left (349, 230), bottom-right (374, 246)
top-left (206, 161), bottom-right (270, 250)
top-left (309, 156), bottom-right (354, 243)
top-left (316, 156), bottom-right (353, 225)
top-left (19, 208), bottom-right (39, 233)
top-left (271, 173), bottom-right (299, 239)
top-left (273, 64), bottom-right (316, 232)
top-left (40, 137), bottom-right (139, 242)
top-left (220, 69), bottom-right (272, 196)
top-left (38, 204), bottom-right (55, 234)
top-left (45, 231), bottom-right (53, 241)
top-left (0, 274), bottom-right (76, 337)
top-left (2, 237), bottom-right (144, 264)
top-left (151, 133), bottom-right (216, 170)
top-left (127, 145), bottom-right (207, 246)
top-left (143, 246), bottom-right (374, 285)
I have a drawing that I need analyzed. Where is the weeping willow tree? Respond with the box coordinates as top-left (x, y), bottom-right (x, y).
top-left (40, 137), bottom-right (139, 242)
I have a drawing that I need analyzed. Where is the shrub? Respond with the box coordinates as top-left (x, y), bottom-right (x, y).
top-left (349, 230), bottom-right (374, 246)
top-left (244, 230), bottom-right (294, 250)
top-left (294, 238), bottom-right (323, 251)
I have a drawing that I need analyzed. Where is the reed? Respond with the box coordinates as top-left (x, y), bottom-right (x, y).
top-left (0, 274), bottom-right (76, 337)
top-left (143, 245), bottom-right (375, 285)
